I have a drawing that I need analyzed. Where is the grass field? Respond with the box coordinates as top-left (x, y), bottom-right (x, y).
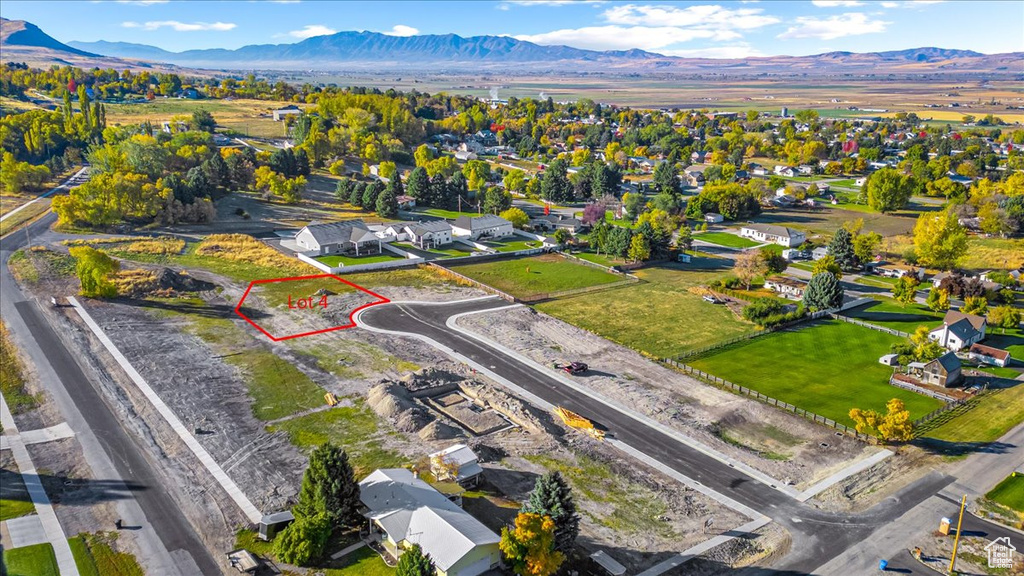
top-left (394, 242), bottom-right (476, 258)
top-left (69, 533), bottom-right (143, 576)
top-left (573, 251), bottom-right (628, 268)
top-left (479, 237), bottom-right (543, 253)
top-left (882, 235), bottom-right (1024, 271)
top-left (986, 473), bottom-right (1024, 513)
top-left (3, 543), bottom-right (59, 576)
top-left (314, 252), bottom-right (405, 267)
top-left (324, 546), bottom-right (394, 576)
top-left (0, 465), bottom-right (35, 521)
top-left (688, 319), bottom-right (945, 426)
top-left (447, 253), bottom-right (622, 299)
top-left (923, 384), bottom-right (1024, 447)
top-left (103, 98), bottom-right (300, 139)
top-left (695, 231), bottom-right (761, 249)
top-left (840, 297), bottom-right (944, 333)
top-left (537, 264), bottom-right (757, 358)
top-left (268, 401), bottom-right (407, 477)
top-left (413, 208), bottom-right (483, 219)
top-left (0, 198), bottom-right (51, 237)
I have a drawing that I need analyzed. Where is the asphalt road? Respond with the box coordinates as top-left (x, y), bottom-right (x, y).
top-left (1, 212), bottom-right (219, 575)
top-left (359, 298), bottom-right (973, 574)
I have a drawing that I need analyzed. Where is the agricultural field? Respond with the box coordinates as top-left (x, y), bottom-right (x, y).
top-left (446, 253), bottom-right (622, 299)
top-left (103, 98), bottom-right (303, 139)
top-left (881, 235), bottom-right (1024, 271)
top-left (536, 263), bottom-right (758, 358)
top-left (695, 231), bottom-right (761, 249)
top-left (840, 297), bottom-right (944, 333)
top-left (687, 319), bottom-right (945, 426)
top-left (755, 205), bottom-right (919, 240)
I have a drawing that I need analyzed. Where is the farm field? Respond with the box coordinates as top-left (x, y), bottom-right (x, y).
top-left (103, 98), bottom-right (302, 139)
top-left (881, 235), bottom-right (1024, 271)
top-left (922, 383), bottom-right (1024, 450)
top-left (755, 205), bottom-right (918, 239)
top-left (688, 319), bottom-right (945, 426)
top-left (695, 231), bottom-right (761, 249)
top-left (536, 263), bottom-right (757, 358)
top-left (446, 253), bottom-right (623, 299)
top-left (840, 297), bottom-right (944, 333)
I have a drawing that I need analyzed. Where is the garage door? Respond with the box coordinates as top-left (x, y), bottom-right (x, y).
top-left (453, 555), bottom-right (495, 576)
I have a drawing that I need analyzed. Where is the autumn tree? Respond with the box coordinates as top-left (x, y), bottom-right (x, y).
top-left (676, 225), bottom-right (694, 253)
top-left (891, 276), bottom-right (920, 308)
top-left (627, 233), bottom-right (651, 262)
top-left (961, 296), bottom-right (988, 316)
top-left (396, 544), bottom-right (434, 576)
top-left (910, 325), bottom-right (944, 362)
top-left (926, 288), bottom-right (950, 313)
top-left (865, 167), bottom-right (913, 213)
top-left (850, 399), bottom-right (914, 443)
top-left (553, 228), bottom-right (572, 246)
top-left (988, 305), bottom-right (1022, 332)
top-left (500, 513), bottom-right (565, 576)
top-left (294, 442), bottom-right (361, 530)
top-left (913, 210), bottom-right (968, 270)
top-left (803, 271), bottom-right (843, 310)
top-left (522, 472), bottom-right (580, 554)
top-left (500, 207), bottom-right (529, 229)
top-left (69, 246), bottom-right (120, 298)
top-left (733, 250), bottom-right (768, 290)
top-left (811, 254), bottom-right (842, 280)
top-left (852, 231), bottom-right (882, 265)
top-left (0, 152), bottom-right (50, 194)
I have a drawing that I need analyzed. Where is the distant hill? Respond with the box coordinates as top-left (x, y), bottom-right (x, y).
top-left (4, 16), bottom-right (1019, 75)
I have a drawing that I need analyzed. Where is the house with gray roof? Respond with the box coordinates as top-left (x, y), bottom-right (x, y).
top-left (928, 310), bottom-right (987, 351)
top-left (921, 352), bottom-right (963, 388)
top-left (429, 444), bottom-right (484, 487)
top-left (359, 468), bottom-right (501, 576)
top-left (294, 220), bottom-right (382, 255)
top-left (739, 224), bottom-right (806, 247)
top-left (452, 215), bottom-right (513, 241)
top-left (404, 221), bottom-right (453, 249)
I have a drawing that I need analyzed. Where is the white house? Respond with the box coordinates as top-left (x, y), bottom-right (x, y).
top-left (452, 215), bottom-right (513, 241)
top-left (294, 220), bottom-right (382, 255)
top-left (372, 223), bottom-right (409, 243)
top-left (454, 150), bottom-right (478, 162)
top-left (928, 310), bottom-right (987, 351)
top-left (272, 105), bottom-right (302, 121)
top-left (704, 212), bottom-right (724, 224)
top-left (764, 276), bottom-right (807, 299)
top-left (968, 343), bottom-right (1011, 368)
top-left (405, 221), bottom-right (453, 249)
top-left (360, 469), bottom-right (501, 576)
top-left (774, 166), bottom-right (797, 177)
top-left (811, 246), bottom-right (830, 260)
top-left (740, 224), bottom-right (806, 247)
top-left (429, 444), bottom-right (484, 487)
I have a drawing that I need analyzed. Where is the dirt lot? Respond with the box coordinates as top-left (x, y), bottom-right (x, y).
top-left (455, 305), bottom-right (880, 490)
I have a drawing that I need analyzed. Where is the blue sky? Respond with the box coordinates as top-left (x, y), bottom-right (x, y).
top-left (3, 1), bottom-right (1022, 57)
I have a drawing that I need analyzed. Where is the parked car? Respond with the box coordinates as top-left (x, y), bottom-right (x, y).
top-left (703, 295), bottom-right (723, 304)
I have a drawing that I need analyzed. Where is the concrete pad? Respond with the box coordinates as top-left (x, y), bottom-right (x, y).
top-left (6, 514), bottom-right (47, 548)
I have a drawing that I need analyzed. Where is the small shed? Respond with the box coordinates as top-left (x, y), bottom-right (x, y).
top-left (879, 354), bottom-right (899, 366)
top-left (259, 510), bottom-right (294, 541)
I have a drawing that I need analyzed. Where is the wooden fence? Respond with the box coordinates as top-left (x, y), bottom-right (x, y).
top-left (425, 263), bottom-right (517, 302)
top-left (830, 313), bottom-right (910, 338)
top-left (671, 309), bottom-right (830, 362)
top-left (518, 277), bottom-right (640, 303)
top-left (663, 359), bottom-right (873, 442)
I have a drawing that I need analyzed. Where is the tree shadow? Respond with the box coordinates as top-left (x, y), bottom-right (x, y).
top-left (1, 468), bottom-right (147, 505)
top-left (120, 297), bottom-right (270, 321)
top-left (912, 439), bottom-right (1016, 457)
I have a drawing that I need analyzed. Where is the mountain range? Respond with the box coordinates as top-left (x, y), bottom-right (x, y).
top-left (2, 16), bottom-right (1021, 74)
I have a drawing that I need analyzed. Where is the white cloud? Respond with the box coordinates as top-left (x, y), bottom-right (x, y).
top-left (286, 25), bottom-right (336, 39)
top-left (122, 20), bottom-right (236, 31)
top-left (810, 1), bottom-right (864, 6)
top-left (515, 26), bottom-right (731, 51)
top-left (602, 4), bottom-right (780, 30)
top-left (880, 1), bottom-right (899, 7)
top-left (383, 25), bottom-right (419, 37)
top-left (778, 12), bottom-right (889, 40)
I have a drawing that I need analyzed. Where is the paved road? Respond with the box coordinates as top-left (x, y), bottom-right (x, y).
top-left (1, 212), bottom-right (219, 575)
top-left (359, 298), bottom-right (964, 573)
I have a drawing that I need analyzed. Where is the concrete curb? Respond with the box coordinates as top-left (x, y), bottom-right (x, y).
top-left (68, 297), bottom-right (263, 524)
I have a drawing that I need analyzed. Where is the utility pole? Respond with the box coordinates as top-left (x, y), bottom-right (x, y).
top-left (948, 494), bottom-right (967, 574)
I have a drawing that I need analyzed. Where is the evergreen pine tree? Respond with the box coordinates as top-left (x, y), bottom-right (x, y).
top-left (376, 184), bottom-right (399, 218)
top-left (294, 442), bottom-right (361, 530)
top-left (522, 472), bottom-right (580, 554)
top-left (803, 272), bottom-right (844, 311)
top-left (827, 228), bottom-right (858, 271)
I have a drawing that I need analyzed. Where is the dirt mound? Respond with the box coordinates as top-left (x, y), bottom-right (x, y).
top-left (367, 381), bottom-right (433, 432)
top-left (114, 267), bottom-right (216, 297)
top-left (418, 420), bottom-right (464, 441)
top-left (400, 367), bottom-right (464, 394)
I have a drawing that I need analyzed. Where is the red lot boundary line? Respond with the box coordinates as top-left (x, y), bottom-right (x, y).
top-left (234, 273), bottom-right (390, 341)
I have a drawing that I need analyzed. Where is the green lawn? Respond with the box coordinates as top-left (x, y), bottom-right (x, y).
top-left (414, 208), bottom-right (482, 219)
top-left (268, 401), bottom-right (407, 477)
top-left (447, 253), bottom-right (622, 299)
top-left (695, 231), bottom-right (761, 249)
top-left (394, 242), bottom-right (476, 258)
top-left (986, 473), bottom-right (1024, 513)
top-left (324, 545), bottom-right (393, 576)
top-left (573, 251), bottom-right (627, 268)
top-left (479, 237), bottom-right (543, 253)
top-left (840, 297), bottom-right (944, 333)
top-left (688, 319), bottom-right (945, 426)
top-left (3, 543), bottom-right (59, 576)
top-left (314, 252), bottom-right (406, 267)
top-left (853, 275), bottom-right (900, 288)
top-left (923, 384), bottom-right (1024, 446)
top-left (0, 467), bottom-right (34, 521)
top-left (984, 324), bottom-right (1024, 365)
top-left (536, 265), bottom-right (757, 358)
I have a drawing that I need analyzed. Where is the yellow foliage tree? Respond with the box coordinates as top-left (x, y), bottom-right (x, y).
top-left (500, 513), bottom-right (564, 576)
top-left (849, 398), bottom-right (914, 442)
